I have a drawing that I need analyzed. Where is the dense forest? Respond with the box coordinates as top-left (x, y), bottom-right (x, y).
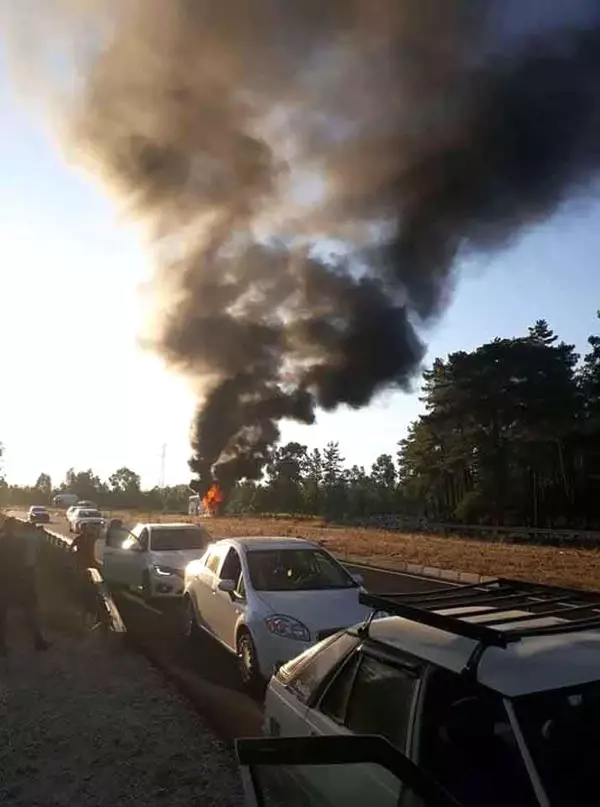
top-left (3, 316), bottom-right (600, 528)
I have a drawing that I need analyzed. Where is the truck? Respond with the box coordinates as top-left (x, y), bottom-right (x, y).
top-left (188, 494), bottom-right (205, 515)
top-left (53, 493), bottom-right (79, 508)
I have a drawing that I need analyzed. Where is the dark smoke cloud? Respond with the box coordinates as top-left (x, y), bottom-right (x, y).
top-left (5, 1), bottom-right (600, 493)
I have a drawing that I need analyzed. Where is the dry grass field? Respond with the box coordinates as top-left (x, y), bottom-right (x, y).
top-left (107, 510), bottom-right (600, 592)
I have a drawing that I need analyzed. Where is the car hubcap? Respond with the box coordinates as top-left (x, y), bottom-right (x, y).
top-left (238, 636), bottom-right (254, 681)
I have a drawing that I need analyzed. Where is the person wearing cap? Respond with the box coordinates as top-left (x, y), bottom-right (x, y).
top-left (0, 516), bottom-right (50, 655)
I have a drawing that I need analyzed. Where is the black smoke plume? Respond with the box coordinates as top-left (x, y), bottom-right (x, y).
top-left (6, 2), bottom-right (600, 495)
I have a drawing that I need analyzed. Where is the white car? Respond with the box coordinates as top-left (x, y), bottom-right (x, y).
top-left (183, 536), bottom-right (370, 688)
top-left (101, 522), bottom-right (212, 599)
top-left (66, 505), bottom-right (78, 521)
top-left (67, 507), bottom-right (105, 533)
top-left (263, 578), bottom-right (600, 807)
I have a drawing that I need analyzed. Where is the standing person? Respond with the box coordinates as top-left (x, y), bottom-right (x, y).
top-left (70, 522), bottom-right (100, 571)
top-left (0, 516), bottom-right (50, 656)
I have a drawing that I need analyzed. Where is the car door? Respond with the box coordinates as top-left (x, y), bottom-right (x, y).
top-left (103, 526), bottom-right (144, 586)
top-left (237, 734), bottom-right (464, 807)
top-left (192, 545), bottom-right (227, 634)
top-left (101, 525), bottom-right (129, 583)
top-left (301, 647), bottom-right (423, 805)
top-left (119, 527), bottom-right (149, 587)
top-left (210, 547), bottom-right (244, 648)
top-left (414, 666), bottom-right (540, 807)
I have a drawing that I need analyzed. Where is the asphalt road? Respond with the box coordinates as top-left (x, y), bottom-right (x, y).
top-left (17, 509), bottom-right (454, 739)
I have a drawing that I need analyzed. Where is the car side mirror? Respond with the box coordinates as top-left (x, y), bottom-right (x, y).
top-left (218, 578), bottom-right (236, 593)
top-left (352, 573), bottom-right (364, 586)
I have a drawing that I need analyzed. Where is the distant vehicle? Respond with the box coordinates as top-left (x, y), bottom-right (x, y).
top-left (66, 502), bottom-right (97, 521)
top-left (28, 506), bottom-right (50, 524)
top-left (53, 493), bottom-right (79, 508)
top-left (101, 522), bottom-right (212, 599)
top-left (263, 580), bottom-right (600, 807)
top-left (188, 494), bottom-right (205, 516)
top-left (183, 536), bottom-right (369, 688)
top-left (67, 507), bottom-right (105, 534)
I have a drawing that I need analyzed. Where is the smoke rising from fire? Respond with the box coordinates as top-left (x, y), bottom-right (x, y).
top-left (5, 2), bottom-right (600, 494)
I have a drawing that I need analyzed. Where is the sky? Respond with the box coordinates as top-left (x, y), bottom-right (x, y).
top-left (1, 57), bottom-right (600, 489)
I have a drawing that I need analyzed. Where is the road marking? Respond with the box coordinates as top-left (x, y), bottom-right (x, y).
top-left (344, 560), bottom-right (459, 587)
top-left (119, 589), bottom-right (164, 616)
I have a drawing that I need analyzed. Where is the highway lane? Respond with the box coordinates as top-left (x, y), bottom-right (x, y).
top-left (32, 510), bottom-right (454, 594)
top-left (17, 509), bottom-right (455, 739)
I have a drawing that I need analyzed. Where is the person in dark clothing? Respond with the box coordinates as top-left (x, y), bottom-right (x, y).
top-left (70, 522), bottom-right (100, 571)
top-left (0, 516), bottom-right (50, 655)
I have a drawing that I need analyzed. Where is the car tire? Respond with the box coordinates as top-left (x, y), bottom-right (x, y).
top-left (236, 628), bottom-right (261, 691)
top-left (182, 595), bottom-right (200, 641)
top-left (141, 571), bottom-right (154, 601)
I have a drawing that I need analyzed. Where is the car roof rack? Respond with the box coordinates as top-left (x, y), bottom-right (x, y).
top-left (358, 578), bottom-right (600, 677)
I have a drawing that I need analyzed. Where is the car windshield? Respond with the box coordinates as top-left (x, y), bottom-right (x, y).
top-left (31, 507), bottom-right (46, 512)
top-left (513, 680), bottom-right (600, 806)
top-left (149, 527), bottom-right (210, 551)
top-left (78, 510), bottom-right (101, 518)
top-left (247, 548), bottom-right (356, 591)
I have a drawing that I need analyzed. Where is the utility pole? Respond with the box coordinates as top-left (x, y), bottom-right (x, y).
top-left (159, 444), bottom-right (166, 489)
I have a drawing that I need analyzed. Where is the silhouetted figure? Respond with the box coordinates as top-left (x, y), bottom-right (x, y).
top-left (71, 522), bottom-right (100, 571)
top-left (0, 517), bottom-right (50, 655)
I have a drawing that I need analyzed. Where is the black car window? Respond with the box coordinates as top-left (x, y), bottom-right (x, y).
top-left (280, 632), bottom-right (360, 705)
top-left (220, 548), bottom-right (242, 584)
top-left (344, 655), bottom-right (420, 752)
top-left (320, 651), bottom-right (362, 724)
top-left (418, 666), bottom-right (537, 807)
top-left (137, 528), bottom-right (149, 552)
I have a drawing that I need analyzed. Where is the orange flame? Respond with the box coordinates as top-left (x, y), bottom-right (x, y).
top-left (202, 483), bottom-right (224, 516)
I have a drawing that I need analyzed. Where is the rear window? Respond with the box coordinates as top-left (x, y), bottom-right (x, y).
top-left (150, 527), bottom-right (210, 551)
top-left (78, 510), bottom-right (101, 518)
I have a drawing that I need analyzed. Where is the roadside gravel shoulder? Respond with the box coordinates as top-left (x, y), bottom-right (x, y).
top-left (0, 632), bottom-right (243, 807)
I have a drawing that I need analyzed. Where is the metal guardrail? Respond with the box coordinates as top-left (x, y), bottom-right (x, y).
top-left (88, 567), bottom-right (126, 633)
top-left (14, 518), bottom-right (126, 634)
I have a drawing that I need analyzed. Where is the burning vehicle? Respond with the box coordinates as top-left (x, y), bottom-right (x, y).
top-left (189, 482), bottom-right (224, 517)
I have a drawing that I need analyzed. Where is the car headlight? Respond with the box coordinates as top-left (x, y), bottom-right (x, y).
top-left (152, 565), bottom-right (184, 578)
top-left (265, 615), bottom-right (311, 642)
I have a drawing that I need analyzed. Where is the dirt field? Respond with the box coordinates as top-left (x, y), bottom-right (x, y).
top-left (106, 511), bottom-right (600, 591)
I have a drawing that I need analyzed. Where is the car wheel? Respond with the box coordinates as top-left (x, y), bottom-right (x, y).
top-left (236, 628), bottom-right (261, 690)
top-left (182, 595), bottom-right (199, 641)
top-left (141, 571), bottom-right (153, 601)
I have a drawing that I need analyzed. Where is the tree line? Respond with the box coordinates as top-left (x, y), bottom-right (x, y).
top-left (3, 315), bottom-right (600, 528)
top-left (0, 466), bottom-right (193, 513)
top-left (220, 315), bottom-right (600, 529)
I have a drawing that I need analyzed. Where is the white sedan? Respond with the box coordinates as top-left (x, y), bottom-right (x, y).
top-left (183, 536), bottom-right (370, 688)
top-left (101, 522), bottom-right (212, 599)
top-left (67, 507), bottom-right (105, 534)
